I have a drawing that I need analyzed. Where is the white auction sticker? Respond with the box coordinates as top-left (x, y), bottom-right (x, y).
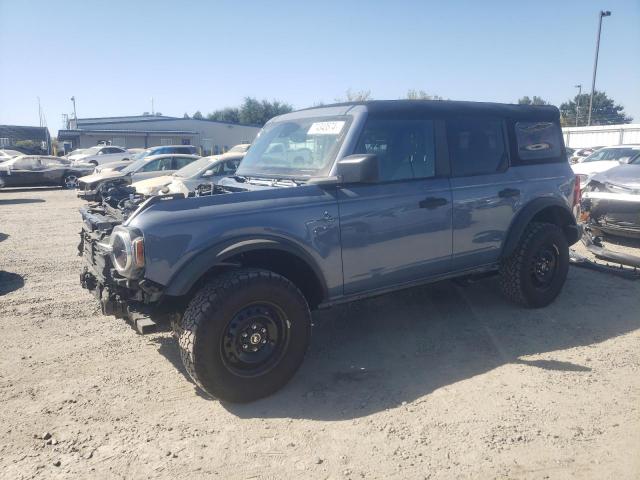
top-left (307, 121), bottom-right (345, 135)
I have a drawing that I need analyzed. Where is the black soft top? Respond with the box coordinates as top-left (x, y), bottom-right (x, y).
top-left (311, 100), bottom-right (560, 121)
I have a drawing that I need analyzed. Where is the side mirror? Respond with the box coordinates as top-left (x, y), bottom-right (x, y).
top-left (335, 154), bottom-right (379, 184)
top-left (202, 169), bottom-right (214, 177)
top-left (618, 158), bottom-right (630, 164)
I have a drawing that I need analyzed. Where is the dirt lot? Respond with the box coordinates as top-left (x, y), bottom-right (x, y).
top-left (0, 188), bottom-right (639, 480)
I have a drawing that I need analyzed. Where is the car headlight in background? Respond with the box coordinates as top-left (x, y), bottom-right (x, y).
top-left (110, 227), bottom-right (145, 277)
top-left (576, 174), bottom-right (589, 189)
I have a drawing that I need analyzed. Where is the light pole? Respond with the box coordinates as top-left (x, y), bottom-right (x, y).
top-left (574, 84), bottom-right (582, 127)
top-left (587, 10), bottom-right (611, 126)
top-left (70, 96), bottom-right (78, 127)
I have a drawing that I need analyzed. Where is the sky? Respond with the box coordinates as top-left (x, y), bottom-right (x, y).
top-left (1, 0), bottom-right (639, 132)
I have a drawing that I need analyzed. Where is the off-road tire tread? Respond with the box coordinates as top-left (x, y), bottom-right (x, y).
top-left (499, 222), bottom-right (567, 307)
top-left (178, 268), bottom-right (310, 400)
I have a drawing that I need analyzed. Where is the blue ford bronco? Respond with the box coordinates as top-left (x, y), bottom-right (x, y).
top-left (79, 100), bottom-right (580, 402)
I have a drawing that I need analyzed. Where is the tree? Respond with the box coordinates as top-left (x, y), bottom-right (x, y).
top-left (183, 113), bottom-right (190, 119)
top-left (207, 107), bottom-right (240, 124)
top-left (406, 89), bottom-right (443, 100)
top-left (560, 90), bottom-right (632, 127)
top-left (192, 111), bottom-right (204, 120)
top-left (517, 96), bottom-right (549, 105)
top-left (238, 97), bottom-right (293, 125)
top-left (335, 89), bottom-right (372, 102)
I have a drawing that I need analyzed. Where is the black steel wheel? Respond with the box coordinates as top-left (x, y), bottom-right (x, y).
top-left (500, 222), bottom-right (569, 308)
top-left (221, 302), bottom-right (290, 377)
top-left (530, 244), bottom-right (559, 288)
top-left (179, 269), bottom-right (311, 402)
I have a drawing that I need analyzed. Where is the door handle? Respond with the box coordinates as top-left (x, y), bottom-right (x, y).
top-left (498, 188), bottom-right (520, 198)
top-left (419, 197), bottom-right (448, 209)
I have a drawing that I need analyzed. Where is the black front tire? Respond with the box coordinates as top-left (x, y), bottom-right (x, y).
top-left (178, 269), bottom-right (311, 402)
top-left (499, 222), bottom-right (569, 308)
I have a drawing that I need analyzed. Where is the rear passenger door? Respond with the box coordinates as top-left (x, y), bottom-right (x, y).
top-left (339, 116), bottom-right (452, 295)
top-left (447, 117), bottom-right (521, 269)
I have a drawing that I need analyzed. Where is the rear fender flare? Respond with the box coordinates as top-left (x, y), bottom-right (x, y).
top-left (501, 197), bottom-right (578, 259)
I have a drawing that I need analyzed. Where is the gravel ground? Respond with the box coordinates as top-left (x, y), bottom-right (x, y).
top-left (1, 188), bottom-right (639, 480)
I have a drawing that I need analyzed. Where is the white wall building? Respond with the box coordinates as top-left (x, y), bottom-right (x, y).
top-left (58, 115), bottom-right (261, 155)
top-left (562, 123), bottom-right (640, 148)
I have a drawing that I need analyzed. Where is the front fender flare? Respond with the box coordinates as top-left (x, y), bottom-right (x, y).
top-left (163, 236), bottom-right (328, 299)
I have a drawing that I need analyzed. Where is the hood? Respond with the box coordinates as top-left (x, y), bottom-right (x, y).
top-left (571, 160), bottom-right (620, 176)
top-left (79, 170), bottom-right (125, 185)
top-left (132, 175), bottom-right (174, 194)
top-left (591, 164), bottom-right (640, 190)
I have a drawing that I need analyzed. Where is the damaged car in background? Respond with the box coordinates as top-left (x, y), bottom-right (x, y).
top-left (579, 156), bottom-right (640, 269)
top-left (77, 153), bottom-right (200, 201)
top-left (131, 147), bottom-right (246, 197)
top-left (0, 155), bottom-right (94, 189)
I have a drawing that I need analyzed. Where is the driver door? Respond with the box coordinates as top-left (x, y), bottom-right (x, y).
top-left (338, 116), bottom-right (453, 295)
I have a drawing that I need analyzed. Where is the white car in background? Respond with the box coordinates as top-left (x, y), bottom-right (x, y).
top-left (132, 151), bottom-right (244, 196)
top-left (572, 145), bottom-right (640, 188)
top-left (0, 149), bottom-right (24, 161)
top-left (77, 153), bottom-right (200, 201)
top-left (68, 145), bottom-right (131, 166)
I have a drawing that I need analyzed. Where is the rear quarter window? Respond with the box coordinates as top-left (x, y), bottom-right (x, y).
top-left (514, 122), bottom-right (564, 163)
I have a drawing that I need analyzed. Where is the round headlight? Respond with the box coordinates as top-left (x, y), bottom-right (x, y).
top-left (111, 231), bottom-right (132, 272)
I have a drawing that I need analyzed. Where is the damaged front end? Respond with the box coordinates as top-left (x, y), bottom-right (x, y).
top-left (78, 180), bottom-right (233, 332)
top-left (78, 205), bottom-right (165, 332)
top-left (578, 180), bottom-right (640, 272)
top-left (581, 180), bottom-right (640, 239)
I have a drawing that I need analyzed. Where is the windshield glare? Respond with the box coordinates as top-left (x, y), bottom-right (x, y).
top-left (236, 116), bottom-right (352, 178)
top-left (174, 156), bottom-right (215, 177)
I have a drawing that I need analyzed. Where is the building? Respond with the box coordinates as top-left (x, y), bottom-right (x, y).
top-left (0, 124), bottom-right (51, 154)
top-left (562, 123), bottom-right (640, 148)
top-left (57, 115), bottom-right (261, 155)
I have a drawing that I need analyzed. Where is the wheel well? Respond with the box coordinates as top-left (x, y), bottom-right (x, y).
top-left (530, 205), bottom-right (578, 244)
top-left (190, 249), bottom-right (325, 310)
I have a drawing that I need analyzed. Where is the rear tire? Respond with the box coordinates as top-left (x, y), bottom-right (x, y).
top-left (499, 222), bottom-right (569, 308)
top-left (178, 269), bottom-right (311, 402)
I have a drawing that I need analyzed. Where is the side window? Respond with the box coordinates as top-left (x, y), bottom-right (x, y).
top-left (515, 122), bottom-right (562, 162)
top-left (223, 160), bottom-right (238, 173)
top-left (14, 157), bottom-right (39, 169)
top-left (172, 156), bottom-right (193, 170)
top-left (41, 158), bottom-right (64, 167)
top-left (447, 118), bottom-right (507, 176)
top-left (140, 159), bottom-right (161, 172)
top-left (354, 118), bottom-right (436, 181)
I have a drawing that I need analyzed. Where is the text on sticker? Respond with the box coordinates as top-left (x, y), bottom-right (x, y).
top-left (307, 121), bottom-right (345, 135)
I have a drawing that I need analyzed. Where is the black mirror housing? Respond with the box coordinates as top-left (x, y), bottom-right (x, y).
top-left (335, 154), bottom-right (379, 184)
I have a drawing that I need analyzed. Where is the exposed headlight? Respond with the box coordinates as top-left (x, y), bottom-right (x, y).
top-left (576, 174), bottom-right (589, 189)
top-left (110, 227), bottom-right (145, 277)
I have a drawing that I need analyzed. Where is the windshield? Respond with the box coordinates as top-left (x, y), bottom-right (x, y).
top-left (82, 146), bottom-right (101, 155)
top-left (130, 150), bottom-right (151, 161)
top-left (228, 144), bottom-right (249, 153)
top-left (583, 148), bottom-right (640, 163)
top-left (174, 156), bottom-right (214, 178)
top-left (236, 115), bottom-right (352, 178)
top-left (121, 158), bottom-right (147, 174)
